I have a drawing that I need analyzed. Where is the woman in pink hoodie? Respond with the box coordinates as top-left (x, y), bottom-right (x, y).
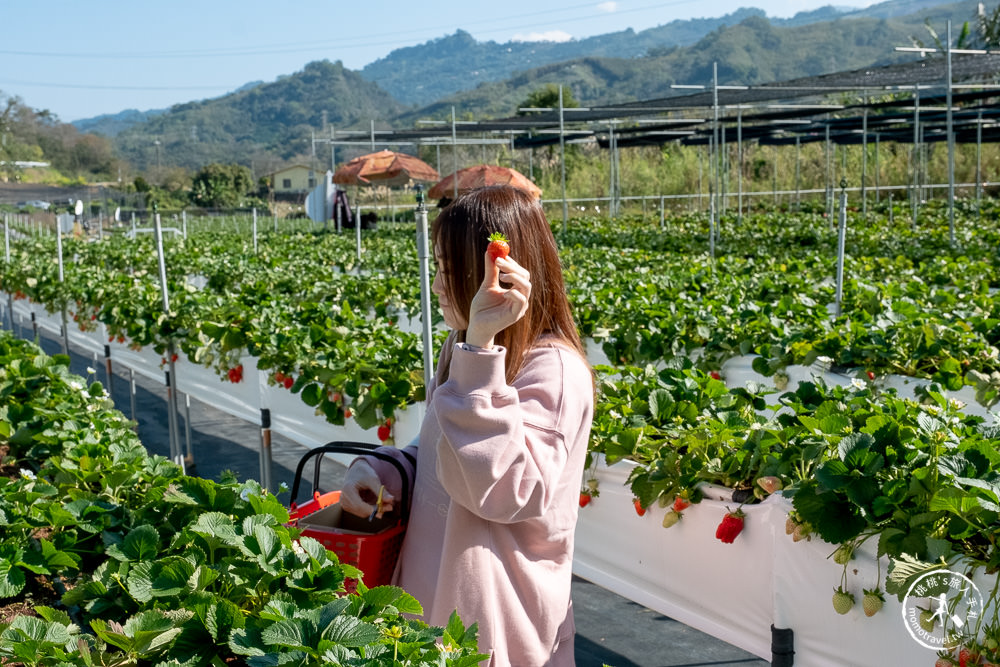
top-left (341, 185), bottom-right (594, 666)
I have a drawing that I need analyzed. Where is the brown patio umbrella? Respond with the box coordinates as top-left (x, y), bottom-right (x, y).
top-left (427, 164), bottom-right (542, 200)
top-left (332, 150), bottom-right (439, 188)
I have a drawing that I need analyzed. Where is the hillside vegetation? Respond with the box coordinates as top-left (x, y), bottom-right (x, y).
top-left (0, 0), bottom-right (988, 183)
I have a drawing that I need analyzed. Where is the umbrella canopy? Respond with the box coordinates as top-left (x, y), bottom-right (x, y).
top-left (427, 164), bottom-right (542, 200)
top-left (332, 150), bottom-right (439, 188)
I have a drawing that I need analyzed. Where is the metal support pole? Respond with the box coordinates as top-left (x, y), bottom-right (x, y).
top-left (712, 63), bottom-right (721, 223)
top-left (912, 91), bottom-right (920, 229)
top-left (559, 86), bottom-right (568, 232)
top-left (609, 122), bottom-right (617, 218)
top-left (55, 224), bottom-right (69, 356)
top-left (252, 208), bottom-right (258, 253)
top-left (154, 209), bottom-right (185, 473)
top-left (355, 205), bottom-right (362, 262)
top-left (945, 21), bottom-right (956, 245)
top-left (414, 186), bottom-right (434, 393)
top-left (708, 185), bottom-right (716, 264)
top-left (795, 136), bottom-right (801, 212)
top-left (861, 92), bottom-right (868, 219)
top-left (835, 179), bottom-right (848, 318)
top-left (184, 393), bottom-right (193, 463)
top-left (976, 109), bottom-right (983, 219)
top-left (129, 368), bottom-right (137, 426)
top-left (826, 124), bottom-right (833, 221)
top-left (737, 107), bottom-right (744, 225)
top-left (4, 216), bottom-right (13, 331)
top-left (259, 408), bottom-right (273, 492)
top-left (874, 133), bottom-right (880, 204)
top-left (104, 343), bottom-right (114, 398)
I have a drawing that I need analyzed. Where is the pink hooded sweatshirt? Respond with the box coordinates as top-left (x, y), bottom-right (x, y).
top-left (361, 335), bottom-right (594, 666)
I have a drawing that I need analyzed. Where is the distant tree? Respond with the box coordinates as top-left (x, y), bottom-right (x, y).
top-left (190, 163), bottom-right (255, 209)
top-left (975, 2), bottom-right (1000, 48)
top-left (910, 17), bottom-right (972, 55)
top-left (516, 84), bottom-right (580, 116)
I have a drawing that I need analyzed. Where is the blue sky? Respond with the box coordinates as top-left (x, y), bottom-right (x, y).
top-left (2, 1), bottom-right (876, 123)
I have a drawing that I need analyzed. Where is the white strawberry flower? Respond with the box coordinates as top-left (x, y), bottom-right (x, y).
top-left (19, 468), bottom-right (36, 480)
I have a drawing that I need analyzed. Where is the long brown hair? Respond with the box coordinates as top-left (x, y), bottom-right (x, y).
top-left (432, 185), bottom-right (587, 384)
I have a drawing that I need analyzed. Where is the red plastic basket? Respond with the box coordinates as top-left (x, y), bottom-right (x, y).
top-left (288, 442), bottom-right (409, 593)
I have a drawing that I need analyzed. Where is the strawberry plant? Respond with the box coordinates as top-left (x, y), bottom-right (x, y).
top-left (0, 331), bottom-right (486, 664)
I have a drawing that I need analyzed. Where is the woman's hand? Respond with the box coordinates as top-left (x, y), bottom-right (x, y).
top-left (340, 460), bottom-right (395, 519)
top-left (465, 251), bottom-right (531, 348)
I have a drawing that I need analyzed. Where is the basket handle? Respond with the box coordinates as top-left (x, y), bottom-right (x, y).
top-left (289, 441), bottom-right (411, 523)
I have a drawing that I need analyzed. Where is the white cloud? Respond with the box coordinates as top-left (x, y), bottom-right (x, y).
top-left (511, 30), bottom-right (574, 43)
top-left (597, 1), bottom-right (618, 12)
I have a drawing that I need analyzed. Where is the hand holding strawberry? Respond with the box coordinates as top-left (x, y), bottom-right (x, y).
top-left (465, 235), bottom-right (531, 349)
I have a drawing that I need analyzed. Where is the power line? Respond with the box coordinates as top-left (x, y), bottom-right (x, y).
top-left (0, 1), bottom-right (692, 61)
top-left (0, 79), bottom-right (232, 92)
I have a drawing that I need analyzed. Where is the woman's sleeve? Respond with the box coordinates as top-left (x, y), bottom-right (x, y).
top-left (354, 438), bottom-right (417, 510)
top-left (433, 342), bottom-right (592, 523)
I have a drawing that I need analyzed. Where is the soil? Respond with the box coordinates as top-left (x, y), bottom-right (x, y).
top-left (0, 575), bottom-right (62, 625)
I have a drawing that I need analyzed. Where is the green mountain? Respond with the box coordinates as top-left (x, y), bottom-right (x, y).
top-left (395, 0), bottom-right (981, 124)
top-left (111, 60), bottom-right (405, 171)
top-left (73, 108), bottom-right (167, 138)
top-left (359, 0), bottom-right (953, 106)
top-left (90, 0), bottom-right (982, 171)
top-left (358, 8), bottom-right (766, 107)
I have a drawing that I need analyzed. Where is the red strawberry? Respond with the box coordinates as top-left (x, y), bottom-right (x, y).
top-left (633, 499), bottom-right (647, 516)
top-left (377, 423), bottom-right (392, 441)
top-left (283, 376), bottom-right (294, 389)
top-left (673, 496), bottom-right (692, 512)
top-left (274, 371), bottom-right (286, 383)
top-left (960, 648), bottom-right (979, 667)
top-left (866, 370), bottom-right (875, 380)
top-left (344, 408), bottom-right (352, 418)
top-left (709, 371), bottom-right (722, 380)
top-left (487, 232), bottom-right (510, 261)
top-left (579, 492), bottom-right (592, 508)
top-left (715, 508), bottom-right (745, 544)
top-left (171, 353), bottom-right (178, 363)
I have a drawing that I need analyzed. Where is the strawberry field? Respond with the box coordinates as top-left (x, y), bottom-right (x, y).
top-left (2, 199), bottom-right (1000, 664)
